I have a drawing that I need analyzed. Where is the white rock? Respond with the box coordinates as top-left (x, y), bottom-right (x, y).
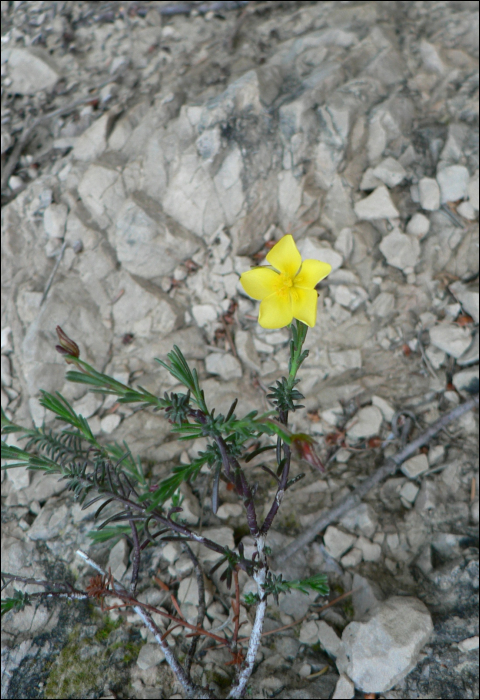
top-left (136, 643), bottom-right (165, 670)
top-left (418, 177), bottom-right (440, 211)
top-left (371, 396), bottom-right (395, 423)
top-left (161, 542), bottom-right (181, 564)
top-left (174, 556), bottom-right (194, 576)
top-left (112, 196), bottom-right (199, 278)
top-left (341, 548), bottom-right (363, 567)
top-left (78, 164), bottom-right (125, 229)
top-left (72, 113), bottom-right (110, 161)
top-left (372, 157), bottom-right (407, 188)
top-left (8, 48), bottom-right (59, 95)
top-left (401, 454), bottom-right (429, 479)
top-left (457, 201), bottom-right (477, 220)
top-left (356, 537), bottom-right (382, 562)
top-left (406, 213), bottom-right (430, 238)
top-left (321, 406), bottom-right (344, 428)
top-left (196, 126), bottom-right (222, 161)
top-left (330, 284), bottom-right (368, 310)
top-left (437, 165), bottom-right (470, 203)
top-left (72, 392), bottom-right (102, 420)
top-left (205, 353), bottom-right (242, 381)
top-left (253, 337), bottom-right (274, 354)
top-left (193, 527), bottom-right (235, 564)
top-left (399, 481), bottom-right (420, 504)
top-left (216, 503), bottom-right (243, 519)
top-left (458, 636), bottom-right (479, 653)
top-left (468, 173), bottom-right (479, 211)
top-left (429, 323), bottom-right (473, 359)
top-left (449, 281), bottom-right (479, 323)
top-left (1, 327), bottom-right (13, 353)
top-left (335, 228), bottom-right (354, 259)
top-left (43, 203), bottom-right (68, 238)
top-left (28, 502), bottom-right (68, 540)
top-left (192, 304), bottom-right (218, 327)
top-left (100, 414), bottom-right (121, 434)
top-left (235, 329), bottom-right (261, 372)
top-left (108, 538), bottom-right (129, 581)
top-left (414, 480), bottom-right (438, 512)
top-left (425, 345), bottom-right (446, 369)
top-left (324, 526), bottom-right (356, 559)
top-left (368, 292), bottom-right (395, 318)
top-left (458, 332), bottom-right (479, 366)
top-left (379, 230), bottom-right (420, 271)
top-left (1, 355), bottom-right (12, 387)
top-left (332, 674), bottom-right (355, 699)
top-left (346, 406), bottom-right (383, 441)
top-left (352, 573), bottom-right (384, 620)
top-left (299, 620), bottom-right (320, 645)
top-left (9, 176), bottom-right (28, 195)
top-left (298, 663), bottom-right (312, 678)
top-left (317, 620), bottom-right (342, 657)
top-left (428, 445), bottom-right (445, 466)
top-left (340, 503), bottom-right (378, 539)
top-left (1, 132), bottom-right (13, 155)
top-left (420, 39), bottom-right (445, 73)
top-left (298, 239), bottom-right (343, 271)
top-left (177, 574), bottom-right (214, 607)
top-left (360, 168), bottom-right (383, 191)
top-left (452, 368), bottom-right (479, 395)
top-left (113, 274), bottom-right (178, 338)
top-left (278, 169), bottom-right (302, 227)
top-left (7, 464), bottom-right (30, 491)
top-left (336, 596), bottom-right (433, 693)
top-left (354, 186), bottom-right (399, 220)
top-left (329, 349), bottom-right (362, 371)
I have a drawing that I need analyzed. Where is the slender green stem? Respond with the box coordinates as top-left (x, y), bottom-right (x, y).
top-left (287, 320), bottom-right (308, 389)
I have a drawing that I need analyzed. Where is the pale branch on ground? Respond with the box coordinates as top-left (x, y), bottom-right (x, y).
top-left (274, 395), bottom-right (479, 566)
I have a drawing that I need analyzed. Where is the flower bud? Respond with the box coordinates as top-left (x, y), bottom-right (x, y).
top-left (55, 325), bottom-right (80, 363)
top-left (291, 433), bottom-right (325, 472)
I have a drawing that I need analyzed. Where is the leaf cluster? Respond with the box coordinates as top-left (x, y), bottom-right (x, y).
top-left (267, 376), bottom-right (305, 413)
top-left (1, 589), bottom-right (31, 616)
top-left (244, 573), bottom-right (329, 606)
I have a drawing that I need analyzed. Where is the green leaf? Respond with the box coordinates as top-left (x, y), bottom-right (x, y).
top-left (288, 574), bottom-right (329, 596)
top-left (155, 346), bottom-right (208, 411)
top-left (1, 408), bottom-right (25, 435)
top-left (1, 589), bottom-right (31, 615)
top-left (243, 592), bottom-right (259, 605)
top-left (140, 456), bottom-right (207, 510)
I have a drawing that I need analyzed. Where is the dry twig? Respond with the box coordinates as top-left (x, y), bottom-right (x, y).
top-left (274, 395), bottom-right (479, 566)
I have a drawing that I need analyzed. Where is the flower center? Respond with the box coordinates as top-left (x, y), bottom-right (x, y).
top-left (274, 272), bottom-right (294, 298)
top-left (279, 273), bottom-right (294, 289)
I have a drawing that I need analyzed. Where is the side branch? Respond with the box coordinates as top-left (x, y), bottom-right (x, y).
top-left (76, 550), bottom-right (213, 699)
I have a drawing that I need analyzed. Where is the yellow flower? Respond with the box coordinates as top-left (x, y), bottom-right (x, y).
top-left (239, 235), bottom-right (332, 329)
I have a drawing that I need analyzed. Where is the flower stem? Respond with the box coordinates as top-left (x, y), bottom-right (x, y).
top-left (287, 320), bottom-right (308, 391)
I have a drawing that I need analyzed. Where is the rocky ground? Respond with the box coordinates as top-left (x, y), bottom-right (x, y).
top-left (1, 1), bottom-right (479, 698)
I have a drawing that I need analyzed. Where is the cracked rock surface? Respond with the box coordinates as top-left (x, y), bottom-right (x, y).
top-left (1, 1), bottom-right (479, 699)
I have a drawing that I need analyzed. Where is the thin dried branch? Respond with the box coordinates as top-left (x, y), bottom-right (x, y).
top-left (228, 535), bottom-right (268, 699)
top-left (274, 395), bottom-right (479, 566)
top-left (182, 543), bottom-right (207, 677)
top-left (76, 550), bottom-right (213, 699)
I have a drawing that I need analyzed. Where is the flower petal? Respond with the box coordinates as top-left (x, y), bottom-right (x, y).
top-left (240, 267), bottom-right (280, 301)
top-left (295, 259), bottom-right (332, 289)
top-left (266, 235), bottom-right (302, 277)
top-left (259, 292), bottom-right (293, 329)
top-left (291, 287), bottom-right (318, 327)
